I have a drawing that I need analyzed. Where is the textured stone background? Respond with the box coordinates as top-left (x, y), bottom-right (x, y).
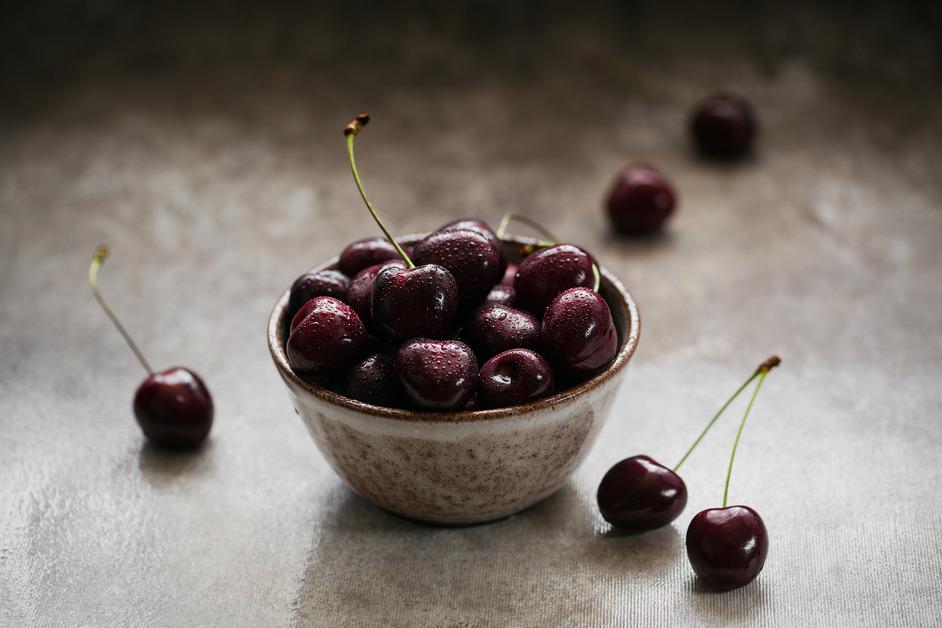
top-left (2, 2), bottom-right (941, 625)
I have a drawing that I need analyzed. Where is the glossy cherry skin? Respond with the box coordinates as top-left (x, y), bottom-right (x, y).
top-left (412, 229), bottom-right (502, 308)
top-left (465, 303), bottom-right (540, 361)
top-left (478, 349), bottom-right (555, 409)
top-left (438, 218), bottom-right (506, 274)
top-left (596, 456), bottom-right (688, 531)
top-left (343, 353), bottom-right (399, 407)
top-left (541, 287), bottom-right (617, 379)
top-left (288, 270), bottom-right (350, 319)
top-left (514, 244), bottom-right (595, 315)
top-left (338, 237), bottom-right (400, 277)
top-left (133, 367), bottom-right (213, 448)
top-left (393, 339), bottom-right (478, 410)
top-left (606, 164), bottom-right (677, 235)
top-left (686, 505), bottom-right (769, 590)
top-left (287, 296), bottom-right (367, 375)
top-left (371, 264), bottom-right (459, 339)
top-left (484, 283), bottom-right (515, 307)
top-left (439, 218), bottom-right (498, 244)
top-left (346, 260), bottom-right (406, 329)
top-left (691, 93), bottom-right (757, 159)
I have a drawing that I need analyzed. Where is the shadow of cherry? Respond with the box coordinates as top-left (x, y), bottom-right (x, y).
top-left (600, 226), bottom-right (678, 259)
top-left (687, 572), bottom-right (770, 621)
top-left (137, 438), bottom-right (214, 488)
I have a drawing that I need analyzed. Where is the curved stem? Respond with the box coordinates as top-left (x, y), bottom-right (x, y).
top-left (722, 368), bottom-right (770, 507)
top-left (673, 372), bottom-right (758, 472)
top-left (496, 212), bottom-right (601, 291)
top-left (673, 355), bottom-right (781, 472)
top-left (496, 212), bottom-right (561, 243)
top-left (343, 114), bottom-right (414, 268)
top-left (88, 245), bottom-right (153, 375)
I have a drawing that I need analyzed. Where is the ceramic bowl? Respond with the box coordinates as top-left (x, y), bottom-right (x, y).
top-left (268, 235), bottom-right (640, 525)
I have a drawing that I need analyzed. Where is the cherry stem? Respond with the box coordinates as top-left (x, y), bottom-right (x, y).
top-left (722, 363), bottom-right (774, 507)
top-left (343, 113), bottom-right (414, 269)
top-left (495, 212), bottom-right (601, 291)
top-left (88, 245), bottom-right (154, 375)
top-left (496, 212), bottom-right (560, 244)
top-left (673, 356), bottom-right (780, 473)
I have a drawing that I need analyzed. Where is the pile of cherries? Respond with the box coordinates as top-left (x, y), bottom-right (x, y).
top-left (284, 114), bottom-right (618, 411)
top-left (88, 96), bottom-right (773, 592)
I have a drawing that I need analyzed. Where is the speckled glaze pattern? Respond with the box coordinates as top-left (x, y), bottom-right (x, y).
top-left (269, 236), bottom-right (640, 524)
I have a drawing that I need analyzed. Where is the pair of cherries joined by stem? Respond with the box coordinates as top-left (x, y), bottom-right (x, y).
top-left (89, 246), bottom-right (213, 448)
top-left (597, 356), bottom-right (779, 590)
top-left (286, 113), bottom-right (618, 411)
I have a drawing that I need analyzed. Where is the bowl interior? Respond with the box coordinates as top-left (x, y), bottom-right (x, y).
top-left (268, 234), bottom-right (640, 422)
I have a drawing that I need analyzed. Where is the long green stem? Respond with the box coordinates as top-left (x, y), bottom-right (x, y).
top-left (673, 372), bottom-right (759, 472)
top-left (88, 245), bottom-right (153, 375)
top-left (722, 369), bottom-right (769, 507)
top-left (496, 212), bottom-right (601, 291)
top-left (343, 114), bottom-right (414, 268)
top-left (673, 355), bottom-right (780, 473)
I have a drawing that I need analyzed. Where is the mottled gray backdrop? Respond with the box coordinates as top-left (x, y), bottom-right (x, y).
top-left (1, 2), bottom-right (941, 626)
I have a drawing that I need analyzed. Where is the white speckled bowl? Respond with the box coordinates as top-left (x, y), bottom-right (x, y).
top-left (268, 235), bottom-right (640, 525)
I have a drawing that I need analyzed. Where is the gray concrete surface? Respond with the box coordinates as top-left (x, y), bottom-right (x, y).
top-left (2, 2), bottom-right (941, 625)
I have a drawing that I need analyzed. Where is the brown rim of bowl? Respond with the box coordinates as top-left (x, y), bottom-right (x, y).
top-left (267, 234), bottom-right (640, 423)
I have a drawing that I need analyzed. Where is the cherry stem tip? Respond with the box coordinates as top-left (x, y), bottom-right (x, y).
top-left (343, 112), bottom-right (370, 137)
top-left (88, 245), bottom-right (154, 375)
top-left (343, 113), bottom-right (414, 268)
top-left (757, 355), bottom-right (781, 373)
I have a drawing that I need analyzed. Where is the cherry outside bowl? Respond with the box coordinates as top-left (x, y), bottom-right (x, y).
top-left (268, 234), bottom-right (640, 525)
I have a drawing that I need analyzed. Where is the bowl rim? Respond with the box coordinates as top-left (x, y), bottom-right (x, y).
top-left (267, 234), bottom-right (640, 424)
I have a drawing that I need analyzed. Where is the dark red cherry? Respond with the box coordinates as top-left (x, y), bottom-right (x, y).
top-left (514, 244), bottom-right (595, 315)
top-left (478, 349), bottom-right (555, 409)
top-left (346, 260), bottom-right (406, 328)
top-left (484, 283), bottom-right (515, 307)
top-left (343, 353), bottom-right (399, 406)
top-left (466, 303), bottom-right (540, 361)
top-left (597, 456), bottom-right (688, 531)
top-left (691, 93), bottom-right (757, 159)
top-left (133, 367), bottom-right (213, 448)
top-left (290, 296), bottom-right (319, 332)
top-left (393, 339), bottom-right (478, 410)
top-left (288, 270), bottom-right (350, 319)
top-left (338, 237), bottom-right (400, 277)
top-left (287, 296), bottom-right (367, 375)
top-left (438, 218), bottom-right (507, 274)
top-left (439, 218), bottom-right (498, 243)
top-left (606, 164), bottom-right (677, 235)
top-left (500, 263), bottom-right (517, 286)
top-left (686, 505), bottom-right (769, 590)
top-left (372, 264), bottom-right (459, 339)
top-left (541, 287), bottom-right (617, 378)
top-left (412, 229), bottom-right (502, 307)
